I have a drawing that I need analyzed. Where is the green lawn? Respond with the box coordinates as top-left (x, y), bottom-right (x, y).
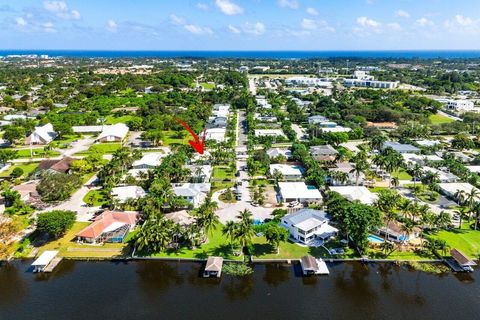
top-left (105, 115), bottom-right (140, 124)
top-left (429, 113), bottom-right (455, 125)
top-left (5, 148), bottom-right (60, 159)
top-left (213, 166), bottom-right (235, 180)
top-left (200, 82), bottom-right (215, 89)
top-left (52, 135), bottom-right (80, 148)
top-left (83, 189), bottom-right (109, 206)
top-left (429, 224), bottom-right (480, 259)
top-left (75, 143), bottom-right (122, 155)
top-left (393, 169), bottom-right (412, 180)
top-left (0, 162), bottom-right (39, 178)
top-left (148, 224), bottom-right (242, 260)
top-left (37, 222), bottom-right (132, 259)
top-left (162, 130), bottom-right (190, 146)
top-left (251, 237), bottom-right (356, 259)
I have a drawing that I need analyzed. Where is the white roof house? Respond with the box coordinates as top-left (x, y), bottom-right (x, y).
top-left (204, 128), bottom-right (226, 142)
top-left (278, 182), bottom-right (323, 204)
top-left (96, 123), bottom-right (129, 142)
top-left (132, 152), bottom-right (165, 169)
top-left (255, 129), bottom-right (286, 137)
top-left (402, 153), bottom-right (443, 166)
top-left (26, 123), bottom-right (57, 145)
top-left (466, 166), bottom-right (480, 174)
top-left (281, 209), bottom-right (338, 245)
top-left (423, 167), bottom-right (458, 183)
top-left (269, 164), bottom-right (303, 180)
top-left (173, 183), bottom-right (211, 208)
top-left (329, 186), bottom-right (378, 205)
top-left (266, 148), bottom-right (292, 159)
top-left (438, 183), bottom-right (480, 202)
top-left (111, 186), bottom-right (146, 203)
top-left (72, 125), bottom-right (104, 133)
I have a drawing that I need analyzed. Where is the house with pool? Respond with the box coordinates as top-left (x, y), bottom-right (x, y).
top-left (377, 221), bottom-right (421, 243)
top-left (281, 209), bottom-right (338, 246)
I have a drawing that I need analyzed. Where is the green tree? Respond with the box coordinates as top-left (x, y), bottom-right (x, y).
top-left (36, 210), bottom-right (76, 238)
top-left (264, 224), bottom-right (289, 254)
top-left (37, 172), bottom-right (82, 202)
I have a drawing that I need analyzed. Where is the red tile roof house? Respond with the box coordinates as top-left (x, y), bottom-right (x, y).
top-left (76, 211), bottom-right (139, 244)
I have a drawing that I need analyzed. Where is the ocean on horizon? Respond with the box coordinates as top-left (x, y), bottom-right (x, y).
top-left (1, 50), bottom-right (480, 59)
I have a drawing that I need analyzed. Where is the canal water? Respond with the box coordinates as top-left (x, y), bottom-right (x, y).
top-left (0, 260), bottom-right (479, 320)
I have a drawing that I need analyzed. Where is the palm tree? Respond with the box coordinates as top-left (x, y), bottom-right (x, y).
top-left (410, 164), bottom-right (423, 201)
top-left (235, 209), bottom-right (255, 254)
top-left (454, 206), bottom-right (469, 229)
top-left (350, 159), bottom-right (368, 186)
top-left (380, 241), bottom-right (395, 256)
top-left (222, 221), bottom-right (238, 252)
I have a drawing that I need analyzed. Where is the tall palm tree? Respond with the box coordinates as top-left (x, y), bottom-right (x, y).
top-left (454, 206), bottom-right (469, 229)
top-left (222, 220), bottom-right (238, 252)
top-left (410, 164), bottom-right (423, 201)
top-left (235, 209), bottom-right (255, 254)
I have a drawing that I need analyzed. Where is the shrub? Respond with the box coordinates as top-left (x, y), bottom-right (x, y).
top-left (36, 210), bottom-right (76, 238)
top-left (222, 263), bottom-right (253, 276)
top-left (11, 167), bottom-right (24, 178)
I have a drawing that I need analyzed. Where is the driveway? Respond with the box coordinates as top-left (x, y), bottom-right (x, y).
top-left (61, 136), bottom-right (95, 157)
top-left (40, 174), bottom-right (101, 222)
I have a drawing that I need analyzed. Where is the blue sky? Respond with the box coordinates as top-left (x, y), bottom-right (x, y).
top-left (1, 0), bottom-right (480, 50)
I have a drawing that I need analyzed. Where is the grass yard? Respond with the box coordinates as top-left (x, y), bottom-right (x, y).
top-left (251, 237), bottom-right (357, 260)
top-left (211, 181), bottom-right (235, 192)
top-left (0, 162), bottom-right (39, 178)
top-left (213, 166), bottom-right (235, 180)
top-left (83, 189), bottom-right (109, 206)
top-left (148, 224), bottom-right (242, 260)
top-left (429, 113), bottom-right (455, 125)
top-left (5, 148), bottom-right (60, 159)
top-left (429, 225), bottom-right (480, 259)
top-left (392, 169), bottom-right (412, 180)
top-left (200, 82), bottom-right (215, 89)
top-left (105, 115), bottom-right (140, 124)
top-left (37, 222), bottom-right (132, 259)
top-left (162, 130), bottom-right (190, 146)
top-left (75, 143), bottom-right (122, 155)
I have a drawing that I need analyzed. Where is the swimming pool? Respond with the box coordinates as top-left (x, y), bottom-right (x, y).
top-left (368, 234), bottom-right (385, 244)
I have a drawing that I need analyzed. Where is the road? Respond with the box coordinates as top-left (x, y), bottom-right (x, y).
top-left (213, 108), bottom-right (274, 223)
top-left (248, 78), bottom-right (257, 95)
top-left (40, 174), bottom-right (101, 222)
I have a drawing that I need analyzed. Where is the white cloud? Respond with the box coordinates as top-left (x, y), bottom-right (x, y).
top-left (15, 17), bottom-right (27, 27)
top-left (170, 14), bottom-right (185, 25)
top-left (278, 0), bottom-right (299, 9)
top-left (357, 16), bottom-right (381, 28)
top-left (243, 22), bottom-right (265, 35)
top-left (106, 19), bottom-right (118, 32)
top-left (196, 3), bottom-right (208, 10)
top-left (306, 7), bottom-right (318, 16)
top-left (43, 1), bottom-right (80, 20)
top-left (215, 0), bottom-right (243, 15)
top-left (41, 21), bottom-right (56, 33)
top-left (396, 10), bottom-right (410, 18)
top-left (184, 24), bottom-right (213, 35)
top-left (444, 15), bottom-right (480, 34)
top-left (416, 17), bottom-right (434, 27)
top-left (228, 25), bottom-right (241, 34)
top-left (301, 18), bottom-right (316, 30)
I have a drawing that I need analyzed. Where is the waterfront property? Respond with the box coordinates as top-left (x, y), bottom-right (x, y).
top-left (377, 221), bottom-right (421, 243)
top-left (31, 250), bottom-right (60, 272)
top-left (76, 211), bottom-right (139, 244)
top-left (449, 248), bottom-right (477, 272)
top-left (281, 209), bottom-right (338, 245)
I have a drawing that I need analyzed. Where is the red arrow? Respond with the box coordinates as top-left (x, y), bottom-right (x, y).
top-left (176, 119), bottom-right (206, 155)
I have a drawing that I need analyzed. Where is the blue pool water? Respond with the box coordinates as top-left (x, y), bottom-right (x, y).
top-left (368, 234), bottom-right (385, 244)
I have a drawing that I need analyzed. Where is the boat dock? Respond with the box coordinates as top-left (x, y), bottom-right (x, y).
top-left (203, 256), bottom-right (224, 278)
top-left (31, 250), bottom-right (62, 273)
top-left (300, 255), bottom-right (329, 276)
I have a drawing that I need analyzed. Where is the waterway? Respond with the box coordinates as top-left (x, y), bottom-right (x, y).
top-left (0, 260), bottom-right (479, 320)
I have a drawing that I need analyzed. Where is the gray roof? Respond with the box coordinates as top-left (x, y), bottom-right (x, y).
top-left (283, 209), bottom-right (328, 226)
top-left (310, 145), bottom-right (338, 155)
top-left (383, 141), bottom-right (420, 153)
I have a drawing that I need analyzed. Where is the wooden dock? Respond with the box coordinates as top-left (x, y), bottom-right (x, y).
top-left (43, 257), bottom-right (63, 273)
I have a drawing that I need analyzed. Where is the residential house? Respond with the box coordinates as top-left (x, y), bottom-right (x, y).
top-left (269, 164), bottom-right (303, 180)
top-left (255, 129), bottom-right (285, 138)
top-left (281, 209), bottom-right (338, 245)
top-left (184, 165), bottom-right (213, 183)
top-left (37, 157), bottom-right (74, 175)
top-left (328, 162), bottom-right (364, 186)
top-left (266, 148), bottom-right (292, 159)
top-left (422, 167), bottom-right (458, 183)
top-left (278, 182), bottom-right (323, 204)
top-left (204, 128), bottom-right (226, 142)
top-left (132, 153), bottom-right (164, 169)
top-left (383, 141), bottom-right (421, 154)
top-left (165, 210), bottom-right (195, 226)
top-left (172, 183), bottom-right (211, 208)
top-left (76, 211), bottom-right (139, 243)
top-left (111, 186), bottom-right (146, 203)
top-left (308, 115), bottom-right (328, 124)
top-left (329, 186), bottom-right (378, 205)
top-left (378, 220), bottom-right (421, 242)
top-left (25, 123), bottom-right (57, 145)
top-left (310, 145), bottom-right (338, 162)
top-left (438, 183), bottom-right (480, 203)
top-left (96, 123), bottom-right (129, 142)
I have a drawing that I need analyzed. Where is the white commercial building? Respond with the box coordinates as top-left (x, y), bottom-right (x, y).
top-left (445, 100), bottom-right (475, 113)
